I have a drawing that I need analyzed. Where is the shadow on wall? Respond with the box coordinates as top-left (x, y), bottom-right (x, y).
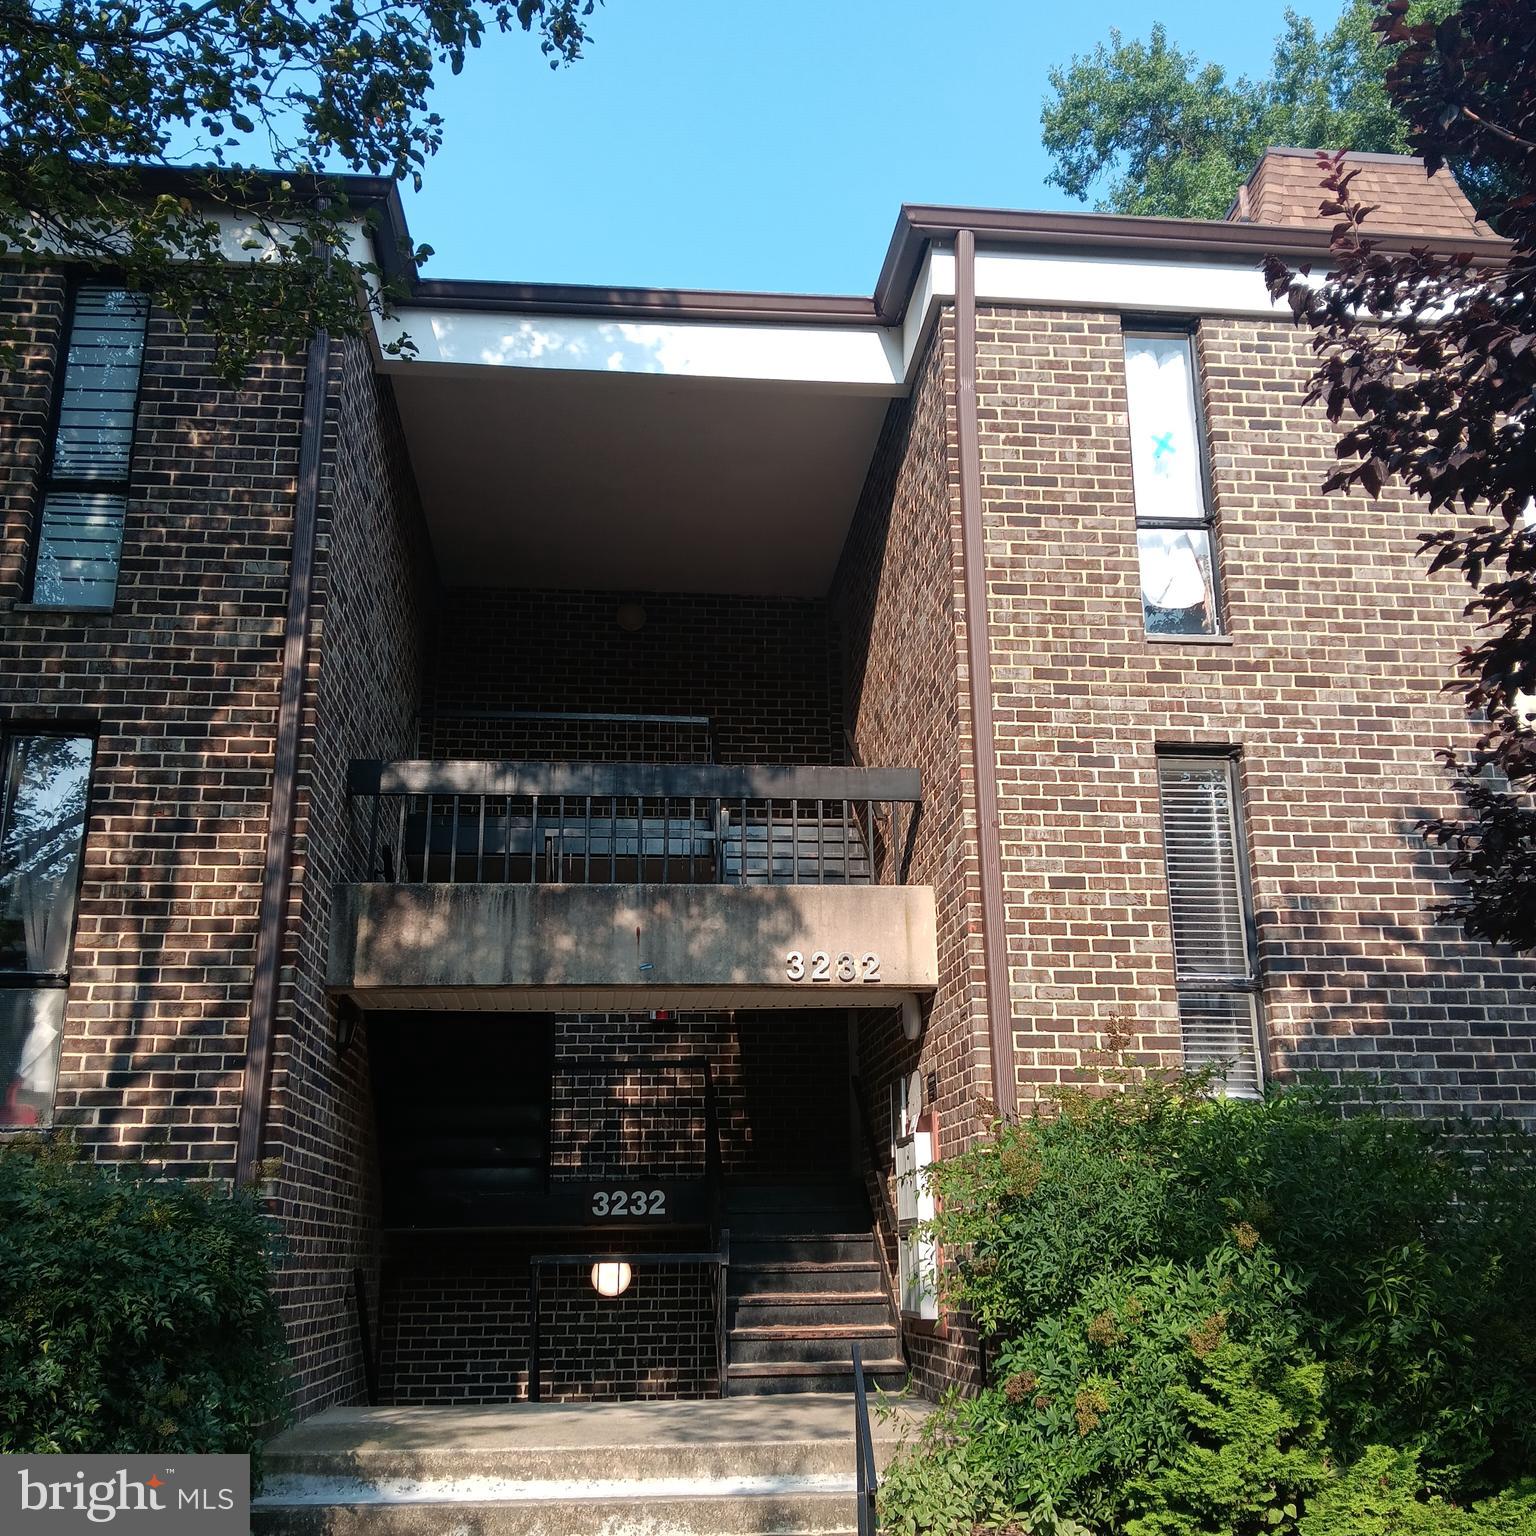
top-left (1258, 804), bottom-right (1536, 1118)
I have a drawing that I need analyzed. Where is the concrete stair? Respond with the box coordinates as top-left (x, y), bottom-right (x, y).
top-left (251, 1397), bottom-right (926, 1535)
top-left (726, 1181), bottom-right (907, 1397)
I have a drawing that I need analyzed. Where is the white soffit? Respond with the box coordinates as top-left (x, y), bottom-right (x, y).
top-left (902, 245), bottom-right (954, 376)
top-left (972, 245), bottom-right (1289, 318)
top-left (371, 242), bottom-right (1287, 400)
top-left (380, 306), bottom-right (906, 391)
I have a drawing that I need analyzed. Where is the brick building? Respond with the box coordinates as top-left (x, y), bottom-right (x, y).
top-left (1, 149), bottom-right (1531, 1418)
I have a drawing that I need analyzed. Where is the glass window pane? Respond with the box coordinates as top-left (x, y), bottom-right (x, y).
top-left (0, 986), bottom-right (66, 1128)
top-left (34, 491), bottom-right (125, 609)
top-left (897, 1127), bottom-right (939, 1320)
top-left (1124, 333), bottom-right (1207, 523)
top-left (1139, 525), bottom-right (1217, 634)
top-left (0, 735), bottom-right (93, 973)
top-left (1177, 990), bottom-right (1263, 1099)
top-left (50, 286), bottom-right (149, 482)
top-left (1157, 757), bottom-right (1252, 979)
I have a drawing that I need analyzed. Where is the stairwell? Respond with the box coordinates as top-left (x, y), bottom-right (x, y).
top-left (725, 1179), bottom-right (907, 1397)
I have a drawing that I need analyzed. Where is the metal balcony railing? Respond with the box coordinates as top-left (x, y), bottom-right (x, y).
top-left (346, 760), bottom-right (920, 887)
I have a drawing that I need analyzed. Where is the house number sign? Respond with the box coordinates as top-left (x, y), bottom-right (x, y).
top-left (785, 951), bottom-right (882, 982)
top-left (590, 1188), bottom-right (668, 1218)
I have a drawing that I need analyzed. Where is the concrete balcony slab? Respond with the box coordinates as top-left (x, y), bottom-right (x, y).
top-left (327, 881), bottom-right (938, 1011)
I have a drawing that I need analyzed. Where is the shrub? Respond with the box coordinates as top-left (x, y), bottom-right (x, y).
top-left (1298, 1448), bottom-right (1536, 1536)
top-left (878, 1076), bottom-right (1536, 1535)
top-left (0, 1136), bottom-right (291, 1455)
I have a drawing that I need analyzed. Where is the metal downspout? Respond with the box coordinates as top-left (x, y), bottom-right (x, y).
top-left (233, 326), bottom-right (330, 1186)
top-left (954, 229), bottom-right (1018, 1116)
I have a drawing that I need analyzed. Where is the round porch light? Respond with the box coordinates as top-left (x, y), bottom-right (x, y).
top-left (590, 1261), bottom-right (633, 1298)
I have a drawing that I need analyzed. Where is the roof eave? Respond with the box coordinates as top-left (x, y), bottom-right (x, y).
top-left (79, 165), bottom-right (1512, 331)
top-left (873, 203), bottom-right (1512, 322)
top-left (403, 278), bottom-right (878, 325)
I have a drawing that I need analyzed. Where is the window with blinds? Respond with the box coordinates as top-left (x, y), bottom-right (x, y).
top-left (33, 284), bottom-right (149, 609)
top-left (1156, 755), bottom-right (1263, 1096)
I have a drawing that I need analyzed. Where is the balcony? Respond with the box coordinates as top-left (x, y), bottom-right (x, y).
top-left (327, 760), bottom-right (938, 1011)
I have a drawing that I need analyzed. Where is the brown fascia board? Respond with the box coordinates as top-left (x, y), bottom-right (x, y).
top-left (87, 164), bottom-right (421, 291)
top-left (405, 277), bottom-right (878, 325)
top-left (873, 203), bottom-right (1511, 324)
top-left (413, 203), bottom-right (1510, 326)
top-left (111, 166), bottom-right (1508, 329)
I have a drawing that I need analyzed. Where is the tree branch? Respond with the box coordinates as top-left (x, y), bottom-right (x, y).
top-left (4, 0), bottom-right (229, 49)
top-left (1458, 102), bottom-right (1536, 156)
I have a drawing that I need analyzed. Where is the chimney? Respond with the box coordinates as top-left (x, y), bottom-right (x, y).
top-left (1227, 147), bottom-right (1493, 238)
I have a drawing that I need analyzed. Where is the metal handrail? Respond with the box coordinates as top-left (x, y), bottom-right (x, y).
top-left (852, 1343), bottom-right (879, 1536)
top-left (346, 758), bottom-right (920, 888)
top-left (527, 1233), bottom-right (731, 1403)
top-left (351, 1266), bottom-right (378, 1407)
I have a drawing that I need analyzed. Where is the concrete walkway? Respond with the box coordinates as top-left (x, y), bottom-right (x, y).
top-left (263, 1394), bottom-right (929, 1479)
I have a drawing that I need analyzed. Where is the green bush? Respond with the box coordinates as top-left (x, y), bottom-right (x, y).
top-left (878, 1076), bottom-right (1536, 1536)
top-left (0, 1136), bottom-right (291, 1455)
top-left (1298, 1448), bottom-right (1536, 1536)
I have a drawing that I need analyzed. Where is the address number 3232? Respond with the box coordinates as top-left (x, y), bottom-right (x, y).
top-left (786, 951), bottom-right (881, 982)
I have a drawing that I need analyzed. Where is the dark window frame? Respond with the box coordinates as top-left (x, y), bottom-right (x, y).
top-left (0, 721), bottom-right (97, 983)
top-left (28, 274), bottom-right (149, 610)
top-left (0, 723), bottom-right (97, 1131)
top-left (1154, 747), bottom-right (1266, 1094)
top-left (1120, 318), bottom-right (1228, 637)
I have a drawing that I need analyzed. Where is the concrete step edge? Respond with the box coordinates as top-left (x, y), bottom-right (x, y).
top-left (733, 1261), bottom-right (881, 1273)
top-left (730, 1324), bottom-right (899, 1340)
top-left (261, 1442), bottom-right (891, 1481)
top-left (733, 1290), bottom-right (890, 1305)
top-left (254, 1473), bottom-right (856, 1508)
top-left (734, 1233), bottom-right (873, 1243)
top-left (727, 1360), bottom-right (906, 1378)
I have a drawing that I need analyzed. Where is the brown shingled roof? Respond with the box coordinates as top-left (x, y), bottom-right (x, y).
top-left (1230, 147), bottom-right (1494, 239)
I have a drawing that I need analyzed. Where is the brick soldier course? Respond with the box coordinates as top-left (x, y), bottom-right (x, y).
top-left (1, 149), bottom-right (1532, 1424)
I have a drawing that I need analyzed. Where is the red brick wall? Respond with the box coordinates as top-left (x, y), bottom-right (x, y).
top-left (551, 1010), bottom-right (851, 1181)
top-left (832, 315), bottom-right (991, 1395)
top-left (0, 271), bottom-right (65, 597)
top-left (0, 269), bottom-right (308, 1178)
top-left (262, 334), bottom-right (437, 1414)
top-left (974, 304), bottom-right (1536, 1116)
top-left (424, 588), bottom-right (843, 764)
top-left (0, 279), bottom-right (439, 1414)
top-left (379, 1233), bottom-right (717, 1404)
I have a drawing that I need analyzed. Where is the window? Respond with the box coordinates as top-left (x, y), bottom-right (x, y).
top-left (33, 284), bottom-right (149, 609)
top-left (1123, 329), bottom-right (1221, 636)
top-left (892, 1070), bottom-right (938, 1321)
top-left (1156, 755), bottom-right (1262, 1096)
top-left (0, 732), bottom-right (93, 1127)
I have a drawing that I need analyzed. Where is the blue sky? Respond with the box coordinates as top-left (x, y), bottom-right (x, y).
top-left (404, 0), bottom-right (1343, 295)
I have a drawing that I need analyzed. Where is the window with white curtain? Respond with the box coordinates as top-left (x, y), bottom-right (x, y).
top-left (1156, 755), bottom-right (1263, 1096)
top-left (892, 1070), bottom-right (938, 1320)
top-left (33, 284), bottom-right (149, 609)
top-left (0, 732), bottom-right (93, 1127)
top-left (1123, 329), bottom-right (1222, 636)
